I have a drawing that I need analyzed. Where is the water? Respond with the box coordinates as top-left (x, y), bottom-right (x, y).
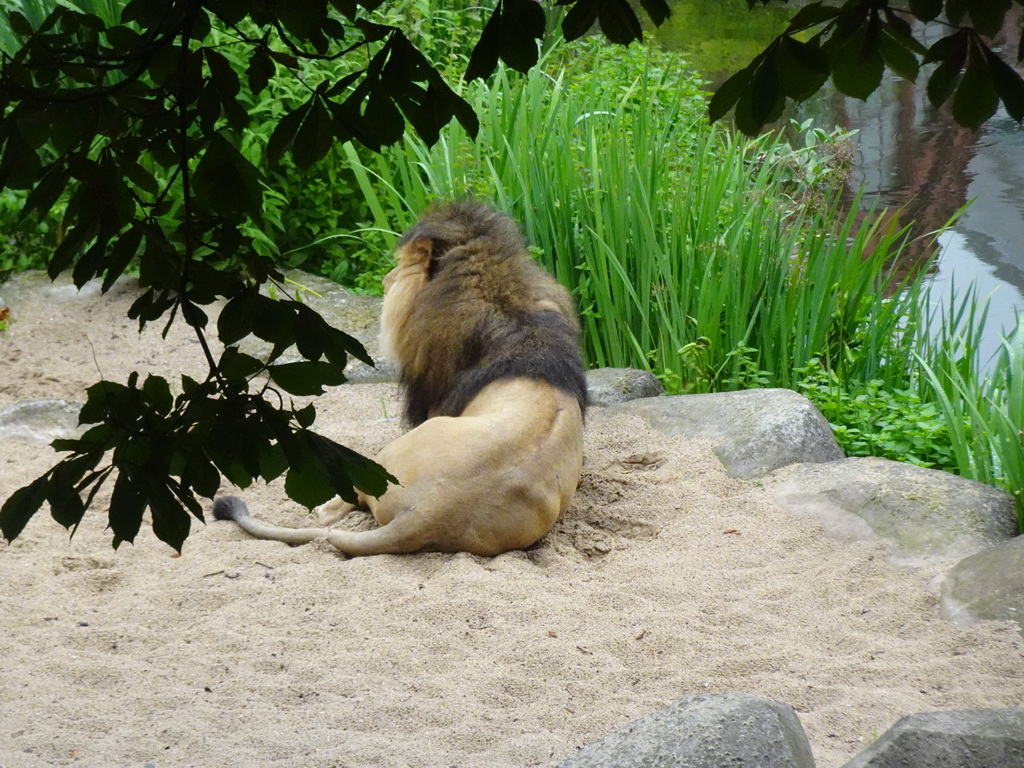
top-left (658, 8), bottom-right (1024, 364)
top-left (841, 80), bottom-right (1024, 364)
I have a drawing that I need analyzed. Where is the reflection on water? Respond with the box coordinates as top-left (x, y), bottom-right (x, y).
top-left (659, 1), bottom-right (1024, 359)
top-left (840, 74), bottom-right (1024, 362)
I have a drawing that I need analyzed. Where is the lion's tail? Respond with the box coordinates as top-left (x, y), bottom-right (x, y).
top-left (212, 496), bottom-right (433, 557)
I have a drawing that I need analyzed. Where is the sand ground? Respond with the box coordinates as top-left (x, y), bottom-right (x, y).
top-left (1, 274), bottom-right (1021, 767)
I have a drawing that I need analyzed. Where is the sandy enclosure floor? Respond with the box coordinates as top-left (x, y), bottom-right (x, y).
top-left (1, 275), bottom-right (1022, 768)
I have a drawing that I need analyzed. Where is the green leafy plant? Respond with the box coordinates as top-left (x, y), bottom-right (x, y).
top-left (0, 0), bottom-right (673, 551)
top-left (796, 358), bottom-right (958, 468)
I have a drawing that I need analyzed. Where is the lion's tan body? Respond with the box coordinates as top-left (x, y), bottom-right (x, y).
top-left (214, 201), bottom-right (587, 557)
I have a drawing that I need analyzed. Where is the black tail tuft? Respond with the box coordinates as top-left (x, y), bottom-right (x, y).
top-left (213, 495), bottom-right (249, 522)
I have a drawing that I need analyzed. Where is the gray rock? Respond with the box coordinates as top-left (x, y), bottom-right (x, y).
top-left (0, 399), bottom-right (83, 444)
top-left (558, 693), bottom-right (816, 768)
top-left (939, 535), bottom-right (1024, 629)
top-left (585, 368), bottom-right (665, 406)
top-left (842, 709), bottom-right (1024, 768)
top-left (601, 389), bottom-right (843, 478)
top-left (769, 457), bottom-right (1017, 566)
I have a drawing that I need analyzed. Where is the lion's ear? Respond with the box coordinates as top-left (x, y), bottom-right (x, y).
top-left (399, 237), bottom-right (434, 274)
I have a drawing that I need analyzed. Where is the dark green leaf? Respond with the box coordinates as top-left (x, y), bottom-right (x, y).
top-left (561, 0), bottom-right (601, 41)
top-left (295, 404), bottom-right (317, 428)
top-left (147, 477), bottom-right (191, 552)
top-left (907, 0), bottom-right (942, 20)
top-left (284, 456), bottom-right (336, 508)
top-left (207, 0), bottom-right (247, 26)
top-left (709, 64), bottom-right (755, 123)
top-left (944, 0), bottom-right (968, 26)
top-left (267, 100), bottom-right (312, 164)
top-left (268, 361), bottom-right (347, 396)
top-left (101, 226), bottom-right (144, 292)
top-left (120, 0), bottom-right (164, 24)
top-left (143, 374), bottom-right (173, 415)
top-left (785, 3), bottom-right (840, 33)
top-left (638, 0), bottom-right (670, 27)
top-left (500, 0), bottom-right (546, 73)
top-left (878, 28), bottom-right (920, 82)
top-left (21, 165), bottom-right (71, 222)
top-left (967, 0), bottom-right (1011, 37)
top-left (108, 471), bottom-right (146, 548)
top-left (598, 0), bottom-right (643, 45)
top-left (47, 457), bottom-right (94, 530)
top-left (252, 296), bottom-right (297, 347)
top-left (217, 348), bottom-right (264, 380)
top-left (293, 97), bottom-right (336, 169)
top-left (216, 286), bottom-right (260, 346)
top-left (247, 47), bottom-right (276, 95)
top-left (985, 47), bottom-right (1024, 121)
top-left (0, 476), bottom-right (49, 542)
top-left (7, 11), bottom-right (33, 37)
top-left (303, 429), bottom-right (395, 500)
top-left (776, 37), bottom-right (830, 101)
top-left (926, 34), bottom-right (968, 108)
top-left (831, 27), bottom-right (885, 100)
top-left (466, 2), bottom-right (502, 81)
top-left (182, 456), bottom-right (221, 499)
top-left (192, 134), bottom-right (264, 220)
top-left (0, 129), bottom-right (41, 190)
top-left (952, 48), bottom-right (999, 130)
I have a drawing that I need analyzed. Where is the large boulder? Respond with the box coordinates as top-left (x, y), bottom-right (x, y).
top-left (769, 457), bottom-right (1018, 566)
top-left (599, 389), bottom-right (843, 478)
top-left (585, 368), bottom-right (664, 406)
top-left (842, 709), bottom-right (1024, 768)
top-left (557, 693), bottom-right (816, 768)
top-left (939, 535), bottom-right (1024, 629)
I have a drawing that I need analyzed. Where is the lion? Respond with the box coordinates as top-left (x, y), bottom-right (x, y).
top-left (213, 201), bottom-right (588, 557)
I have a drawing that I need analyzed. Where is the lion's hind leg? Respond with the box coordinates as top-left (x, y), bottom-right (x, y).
top-left (316, 497), bottom-right (359, 526)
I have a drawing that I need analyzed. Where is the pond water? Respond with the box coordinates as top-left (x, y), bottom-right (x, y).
top-left (657, 6), bottom-right (1024, 363)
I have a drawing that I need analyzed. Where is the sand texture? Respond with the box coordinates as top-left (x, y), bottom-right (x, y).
top-left (1, 276), bottom-right (1021, 767)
